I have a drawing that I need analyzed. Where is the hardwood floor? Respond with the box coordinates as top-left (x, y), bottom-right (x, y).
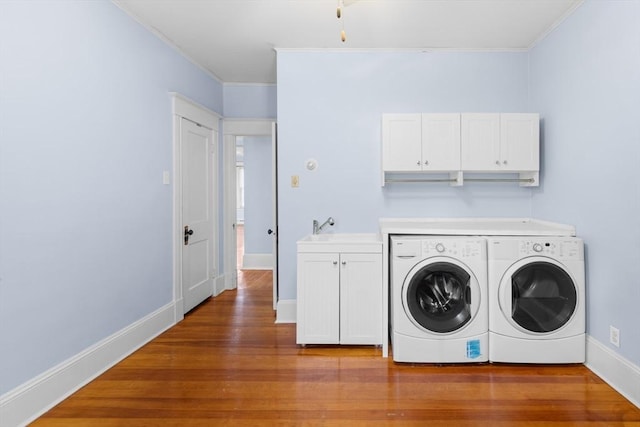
top-left (33, 269), bottom-right (640, 426)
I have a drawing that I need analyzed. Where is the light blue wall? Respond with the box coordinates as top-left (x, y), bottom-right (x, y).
top-left (276, 51), bottom-right (535, 300)
top-left (529, 0), bottom-right (640, 366)
top-left (223, 84), bottom-right (277, 118)
top-left (0, 0), bottom-right (222, 394)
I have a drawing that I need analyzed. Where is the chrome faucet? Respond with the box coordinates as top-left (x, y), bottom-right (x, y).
top-left (313, 217), bottom-right (335, 234)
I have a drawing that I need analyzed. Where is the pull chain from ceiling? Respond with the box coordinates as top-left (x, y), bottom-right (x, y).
top-left (337, 0), bottom-right (346, 42)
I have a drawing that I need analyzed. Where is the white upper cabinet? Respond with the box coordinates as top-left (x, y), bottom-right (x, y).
top-left (382, 113), bottom-right (461, 172)
top-left (382, 114), bottom-right (422, 172)
top-left (422, 114), bottom-right (461, 171)
top-left (461, 113), bottom-right (539, 172)
top-left (500, 113), bottom-right (540, 171)
top-left (461, 113), bottom-right (500, 171)
top-left (382, 112), bottom-right (539, 186)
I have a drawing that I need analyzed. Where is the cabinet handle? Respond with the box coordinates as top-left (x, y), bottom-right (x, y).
top-left (424, 160), bottom-right (429, 166)
top-left (341, 261), bottom-right (346, 265)
top-left (416, 160), bottom-right (421, 166)
top-left (495, 160), bottom-right (500, 165)
top-left (332, 261), bottom-right (338, 265)
top-left (503, 160), bottom-right (508, 165)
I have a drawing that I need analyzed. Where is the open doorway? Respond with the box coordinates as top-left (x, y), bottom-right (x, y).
top-left (236, 135), bottom-right (273, 271)
top-left (223, 120), bottom-right (277, 308)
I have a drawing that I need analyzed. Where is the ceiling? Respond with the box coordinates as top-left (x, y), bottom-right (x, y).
top-left (113, 0), bottom-right (583, 85)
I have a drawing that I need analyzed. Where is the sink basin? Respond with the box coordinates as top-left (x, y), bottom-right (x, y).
top-left (299, 233), bottom-right (381, 243)
top-left (297, 233), bottom-right (382, 253)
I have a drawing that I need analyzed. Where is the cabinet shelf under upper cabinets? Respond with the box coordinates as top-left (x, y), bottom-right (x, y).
top-left (381, 113), bottom-right (540, 187)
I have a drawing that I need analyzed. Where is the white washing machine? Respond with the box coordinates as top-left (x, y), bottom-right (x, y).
top-left (487, 236), bottom-right (585, 363)
top-left (390, 236), bottom-right (488, 363)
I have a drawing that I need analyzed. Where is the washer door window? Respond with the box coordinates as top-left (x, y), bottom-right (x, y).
top-left (404, 262), bottom-right (473, 333)
top-left (510, 261), bottom-right (576, 333)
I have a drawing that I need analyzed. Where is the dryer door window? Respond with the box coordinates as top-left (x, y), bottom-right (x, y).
top-left (511, 261), bottom-right (577, 333)
top-left (405, 262), bottom-right (472, 333)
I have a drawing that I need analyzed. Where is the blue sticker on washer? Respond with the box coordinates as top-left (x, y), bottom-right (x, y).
top-left (466, 339), bottom-right (481, 359)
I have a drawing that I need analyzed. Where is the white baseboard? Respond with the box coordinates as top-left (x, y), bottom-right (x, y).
top-left (224, 271), bottom-right (237, 291)
top-left (275, 299), bottom-right (296, 324)
top-left (585, 335), bottom-right (640, 408)
top-left (242, 253), bottom-right (273, 270)
top-left (213, 275), bottom-right (226, 296)
top-left (0, 303), bottom-right (176, 427)
top-left (174, 297), bottom-right (184, 322)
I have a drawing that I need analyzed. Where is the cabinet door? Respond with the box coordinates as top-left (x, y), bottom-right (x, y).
top-left (461, 113), bottom-right (500, 171)
top-left (296, 253), bottom-right (340, 344)
top-left (500, 113), bottom-right (539, 171)
top-left (339, 253), bottom-right (383, 345)
top-left (421, 114), bottom-right (461, 171)
top-left (382, 114), bottom-right (422, 172)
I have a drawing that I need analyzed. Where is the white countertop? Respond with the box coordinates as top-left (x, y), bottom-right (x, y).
top-left (379, 217), bottom-right (576, 236)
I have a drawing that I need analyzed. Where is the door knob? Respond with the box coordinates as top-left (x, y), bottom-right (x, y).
top-left (184, 226), bottom-right (194, 245)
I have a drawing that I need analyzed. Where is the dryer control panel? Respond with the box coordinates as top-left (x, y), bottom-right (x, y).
top-left (518, 238), bottom-right (583, 260)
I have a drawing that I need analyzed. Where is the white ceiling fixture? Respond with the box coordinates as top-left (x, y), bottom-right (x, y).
top-left (113, 0), bottom-right (584, 84)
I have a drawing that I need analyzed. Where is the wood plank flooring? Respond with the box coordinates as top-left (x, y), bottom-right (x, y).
top-left (33, 269), bottom-right (640, 426)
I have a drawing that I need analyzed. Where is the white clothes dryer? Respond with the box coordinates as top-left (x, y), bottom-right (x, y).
top-left (487, 236), bottom-right (585, 363)
top-left (390, 236), bottom-right (488, 363)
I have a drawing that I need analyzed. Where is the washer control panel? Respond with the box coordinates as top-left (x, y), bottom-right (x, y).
top-left (422, 239), bottom-right (483, 258)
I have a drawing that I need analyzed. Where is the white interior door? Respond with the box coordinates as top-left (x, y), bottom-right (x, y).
top-left (224, 134), bottom-right (238, 290)
top-left (182, 118), bottom-right (215, 313)
top-left (271, 123), bottom-right (278, 310)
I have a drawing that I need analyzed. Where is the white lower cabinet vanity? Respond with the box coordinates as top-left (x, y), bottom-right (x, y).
top-left (296, 234), bottom-right (383, 346)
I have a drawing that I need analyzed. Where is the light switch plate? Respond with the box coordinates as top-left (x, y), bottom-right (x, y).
top-left (291, 175), bottom-right (299, 188)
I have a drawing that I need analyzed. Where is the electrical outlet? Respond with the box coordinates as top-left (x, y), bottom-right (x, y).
top-left (291, 175), bottom-right (299, 188)
top-left (610, 325), bottom-right (620, 348)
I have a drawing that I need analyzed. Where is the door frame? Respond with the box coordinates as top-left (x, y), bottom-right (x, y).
top-left (171, 93), bottom-right (220, 322)
top-left (222, 119), bottom-right (277, 308)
